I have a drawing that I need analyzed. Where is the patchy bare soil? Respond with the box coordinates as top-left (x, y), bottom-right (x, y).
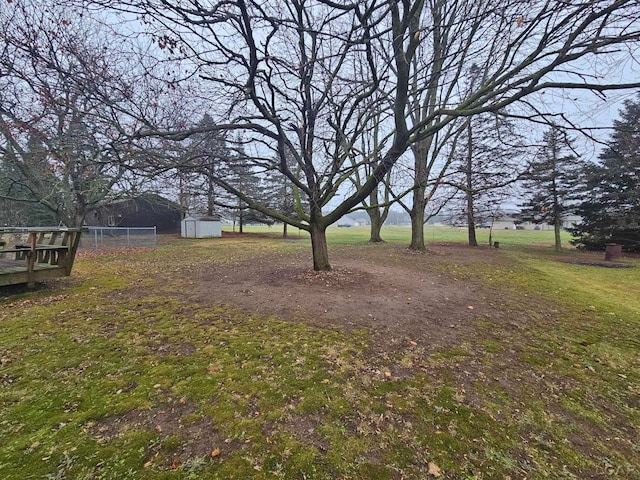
top-left (86, 399), bottom-right (239, 467)
top-left (188, 243), bottom-right (506, 352)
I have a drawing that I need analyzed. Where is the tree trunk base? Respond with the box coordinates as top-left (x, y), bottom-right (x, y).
top-left (311, 224), bottom-right (331, 271)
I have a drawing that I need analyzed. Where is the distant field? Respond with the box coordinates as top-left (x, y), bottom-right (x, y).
top-left (229, 224), bottom-right (572, 248)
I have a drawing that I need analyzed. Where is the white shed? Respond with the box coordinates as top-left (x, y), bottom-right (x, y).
top-left (336, 215), bottom-right (357, 227)
top-left (181, 215), bottom-right (222, 238)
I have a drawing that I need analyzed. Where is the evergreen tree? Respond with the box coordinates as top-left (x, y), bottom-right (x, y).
top-left (263, 151), bottom-right (308, 237)
top-left (570, 96), bottom-right (640, 252)
top-left (448, 112), bottom-right (525, 246)
top-left (227, 141), bottom-right (273, 232)
top-left (0, 150), bottom-right (57, 226)
top-left (179, 114), bottom-right (234, 216)
top-left (519, 127), bottom-right (582, 251)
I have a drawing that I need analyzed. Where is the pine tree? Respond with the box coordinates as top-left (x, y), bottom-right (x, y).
top-left (449, 112), bottom-right (525, 246)
top-left (570, 95), bottom-right (640, 252)
top-left (179, 114), bottom-right (234, 216)
top-left (226, 141), bottom-right (274, 232)
top-left (263, 151), bottom-right (308, 237)
top-left (0, 148), bottom-right (57, 226)
top-left (519, 127), bottom-right (582, 251)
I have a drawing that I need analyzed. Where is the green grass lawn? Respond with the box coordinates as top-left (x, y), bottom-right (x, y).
top-left (235, 223), bottom-right (570, 248)
top-left (0, 229), bottom-right (638, 479)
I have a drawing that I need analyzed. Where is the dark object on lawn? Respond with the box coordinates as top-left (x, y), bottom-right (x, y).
top-left (604, 243), bottom-right (622, 261)
top-left (493, 242), bottom-right (500, 248)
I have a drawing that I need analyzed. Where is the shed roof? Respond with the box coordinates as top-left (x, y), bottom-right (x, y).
top-left (183, 215), bottom-right (222, 221)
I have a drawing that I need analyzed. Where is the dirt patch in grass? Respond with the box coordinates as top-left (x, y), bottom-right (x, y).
top-left (564, 260), bottom-right (635, 268)
top-left (88, 400), bottom-right (239, 468)
top-left (267, 413), bottom-right (331, 453)
top-left (166, 242), bottom-right (638, 473)
top-left (550, 248), bottom-right (638, 268)
top-left (188, 243), bottom-right (502, 353)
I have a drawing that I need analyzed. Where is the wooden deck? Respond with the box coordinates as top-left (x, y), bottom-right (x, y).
top-left (0, 228), bottom-right (82, 287)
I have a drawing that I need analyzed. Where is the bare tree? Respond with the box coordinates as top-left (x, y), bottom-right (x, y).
top-left (83, 0), bottom-right (417, 270)
top-left (345, 103), bottom-right (396, 243)
top-left (395, 0), bottom-right (640, 250)
top-left (0, 3), bottom-right (142, 226)
top-left (68, 0), bottom-right (640, 269)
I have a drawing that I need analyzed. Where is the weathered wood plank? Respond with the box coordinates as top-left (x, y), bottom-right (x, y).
top-left (0, 227), bottom-right (82, 287)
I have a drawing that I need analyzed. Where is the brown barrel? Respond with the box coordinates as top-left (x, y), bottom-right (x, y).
top-left (604, 243), bottom-right (622, 261)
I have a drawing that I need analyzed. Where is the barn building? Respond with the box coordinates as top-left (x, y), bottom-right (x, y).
top-left (87, 194), bottom-right (182, 234)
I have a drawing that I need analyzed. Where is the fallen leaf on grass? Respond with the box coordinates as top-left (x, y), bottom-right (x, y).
top-left (428, 462), bottom-right (442, 477)
top-left (211, 448), bottom-right (221, 457)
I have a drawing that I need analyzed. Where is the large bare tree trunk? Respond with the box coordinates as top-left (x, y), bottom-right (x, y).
top-left (409, 141), bottom-right (428, 250)
top-left (310, 222), bottom-right (331, 271)
top-left (71, 211), bottom-right (86, 229)
top-left (369, 209), bottom-right (384, 243)
top-left (466, 207), bottom-right (477, 246)
top-left (409, 188), bottom-right (427, 250)
top-left (367, 188), bottom-right (384, 243)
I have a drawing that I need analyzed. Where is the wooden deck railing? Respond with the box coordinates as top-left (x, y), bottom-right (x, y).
top-left (0, 228), bottom-right (82, 287)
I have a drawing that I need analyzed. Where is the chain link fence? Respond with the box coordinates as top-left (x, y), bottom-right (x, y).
top-left (80, 226), bottom-right (157, 251)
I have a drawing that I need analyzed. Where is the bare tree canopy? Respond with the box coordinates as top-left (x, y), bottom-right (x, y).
top-left (0, 3), bottom-right (150, 226)
top-left (10, 0), bottom-right (640, 267)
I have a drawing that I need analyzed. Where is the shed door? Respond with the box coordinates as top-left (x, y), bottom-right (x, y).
top-left (185, 220), bottom-right (197, 238)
